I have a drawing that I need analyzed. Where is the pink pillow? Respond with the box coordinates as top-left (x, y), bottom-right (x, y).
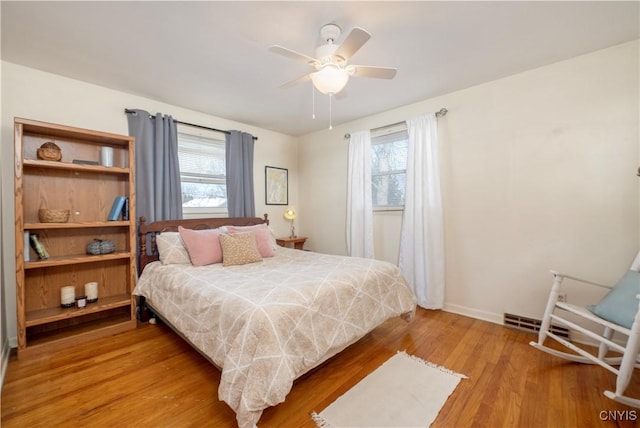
top-left (178, 226), bottom-right (223, 266)
top-left (226, 224), bottom-right (274, 257)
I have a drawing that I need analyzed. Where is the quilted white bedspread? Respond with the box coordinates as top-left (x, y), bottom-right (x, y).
top-left (134, 247), bottom-right (416, 428)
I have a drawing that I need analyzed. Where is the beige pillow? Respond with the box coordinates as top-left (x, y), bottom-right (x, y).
top-left (156, 232), bottom-right (190, 265)
top-left (219, 232), bottom-right (263, 267)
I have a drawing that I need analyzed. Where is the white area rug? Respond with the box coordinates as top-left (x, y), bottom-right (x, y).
top-left (312, 351), bottom-right (467, 428)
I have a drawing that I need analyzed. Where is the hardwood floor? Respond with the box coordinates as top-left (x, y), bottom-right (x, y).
top-left (2, 308), bottom-right (639, 427)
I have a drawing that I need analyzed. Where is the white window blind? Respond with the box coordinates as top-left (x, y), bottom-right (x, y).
top-left (177, 132), bottom-right (227, 217)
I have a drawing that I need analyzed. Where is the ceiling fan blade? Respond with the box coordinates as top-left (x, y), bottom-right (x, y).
top-left (350, 65), bottom-right (397, 79)
top-left (279, 73), bottom-right (312, 89)
top-left (269, 45), bottom-right (318, 66)
top-left (334, 27), bottom-right (371, 61)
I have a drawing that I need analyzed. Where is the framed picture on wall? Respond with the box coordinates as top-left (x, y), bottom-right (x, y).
top-left (265, 166), bottom-right (288, 205)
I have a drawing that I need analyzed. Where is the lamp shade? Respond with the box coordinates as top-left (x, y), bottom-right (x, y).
top-left (311, 64), bottom-right (349, 95)
top-left (284, 208), bottom-right (297, 220)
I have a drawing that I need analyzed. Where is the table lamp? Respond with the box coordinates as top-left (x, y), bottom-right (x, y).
top-left (284, 208), bottom-right (297, 238)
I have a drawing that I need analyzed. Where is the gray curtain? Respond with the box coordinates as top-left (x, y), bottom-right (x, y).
top-left (127, 109), bottom-right (183, 223)
top-left (225, 130), bottom-right (255, 217)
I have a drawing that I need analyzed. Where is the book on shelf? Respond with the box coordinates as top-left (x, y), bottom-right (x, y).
top-left (29, 233), bottom-right (49, 260)
top-left (121, 196), bottom-right (129, 221)
top-left (108, 196), bottom-right (127, 221)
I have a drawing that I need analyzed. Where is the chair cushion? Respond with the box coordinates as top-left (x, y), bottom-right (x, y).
top-left (630, 250), bottom-right (640, 272)
top-left (587, 270), bottom-right (640, 329)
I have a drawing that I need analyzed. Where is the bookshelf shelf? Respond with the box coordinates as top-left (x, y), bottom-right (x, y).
top-left (24, 221), bottom-right (130, 230)
top-left (24, 251), bottom-right (132, 269)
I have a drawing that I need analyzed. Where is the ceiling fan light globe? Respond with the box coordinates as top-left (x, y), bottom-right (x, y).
top-left (311, 65), bottom-right (349, 95)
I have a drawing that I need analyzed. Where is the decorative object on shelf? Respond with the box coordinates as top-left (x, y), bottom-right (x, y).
top-left (72, 159), bottom-right (99, 166)
top-left (265, 166), bottom-right (288, 205)
top-left (86, 239), bottom-right (115, 255)
top-left (38, 208), bottom-right (70, 223)
top-left (284, 207), bottom-right (297, 238)
top-left (60, 286), bottom-right (75, 308)
top-left (85, 282), bottom-right (98, 303)
top-left (29, 233), bottom-right (49, 259)
top-left (23, 232), bottom-right (30, 262)
top-left (36, 141), bottom-right (62, 161)
top-left (107, 196), bottom-right (127, 221)
top-left (75, 295), bottom-right (87, 309)
top-left (100, 146), bottom-right (114, 167)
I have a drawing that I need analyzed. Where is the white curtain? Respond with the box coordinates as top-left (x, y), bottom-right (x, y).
top-left (346, 130), bottom-right (374, 258)
top-left (399, 113), bottom-right (445, 309)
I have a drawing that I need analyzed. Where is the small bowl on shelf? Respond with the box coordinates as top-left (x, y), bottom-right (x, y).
top-left (38, 208), bottom-right (70, 223)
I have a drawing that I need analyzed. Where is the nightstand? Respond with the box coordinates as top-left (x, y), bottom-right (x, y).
top-left (276, 237), bottom-right (308, 250)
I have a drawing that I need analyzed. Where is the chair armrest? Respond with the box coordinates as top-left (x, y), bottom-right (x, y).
top-left (550, 270), bottom-right (612, 290)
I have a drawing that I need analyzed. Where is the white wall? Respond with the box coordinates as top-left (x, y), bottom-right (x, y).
top-left (299, 40), bottom-right (639, 323)
top-left (1, 62), bottom-right (299, 346)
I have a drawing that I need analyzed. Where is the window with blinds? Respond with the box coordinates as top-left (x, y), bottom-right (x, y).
top-left (371, 124), bottom-right (409, 209)
top-left (177, 132), bottom-right (227, 217)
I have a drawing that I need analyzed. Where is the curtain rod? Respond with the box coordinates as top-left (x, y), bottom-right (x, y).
top-left (124, 109), bottom-right (257, 140)
top-left (344, 108), bottom-right (448, 140)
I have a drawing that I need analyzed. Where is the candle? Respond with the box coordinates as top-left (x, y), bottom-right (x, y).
top-left (60, 286), bottom-right (75, 308)
top-left (100, 146), bottom-right (114, 167)
top-left (85, 282), bottom-right (98, 303)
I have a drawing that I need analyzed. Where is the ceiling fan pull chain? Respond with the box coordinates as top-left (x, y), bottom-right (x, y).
top-left (312, 83), bottom-right (316, 119)
top-left (329, 93), bottom-right (333, 130)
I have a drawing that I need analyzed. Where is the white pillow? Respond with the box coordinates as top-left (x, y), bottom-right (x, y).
top-left (156, 232), bottom-right (190, 265)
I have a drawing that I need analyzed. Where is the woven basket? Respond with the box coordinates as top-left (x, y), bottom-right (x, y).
top-left (86, 239), bottom-right (116, 255)
top-left (36, 142), bottom-right (62, 162)
top-left (38, 208), bottom-right (70, 223)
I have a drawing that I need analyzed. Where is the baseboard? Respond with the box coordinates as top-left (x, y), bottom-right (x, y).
top-left (442, 302), bottom-right (503, 325)
top-left (1, 337), bottom-right (12, 389)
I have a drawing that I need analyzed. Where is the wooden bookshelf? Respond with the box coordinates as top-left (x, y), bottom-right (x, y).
top-left (14, 117), bottom-right (137, 357)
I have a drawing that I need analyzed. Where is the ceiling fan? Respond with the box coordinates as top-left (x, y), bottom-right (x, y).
top-left (269, 24), bottom-right (397, 95)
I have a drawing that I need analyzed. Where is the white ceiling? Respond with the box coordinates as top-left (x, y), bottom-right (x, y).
top-left (2, 1), bottom-right (638, 136)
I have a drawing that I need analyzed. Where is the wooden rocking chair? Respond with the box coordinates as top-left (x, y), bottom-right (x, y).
top-left (530, 251), bottom-right (640, 408)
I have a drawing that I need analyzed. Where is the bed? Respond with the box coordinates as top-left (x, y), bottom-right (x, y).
top-left (134, 215), bottom-right (417, 428)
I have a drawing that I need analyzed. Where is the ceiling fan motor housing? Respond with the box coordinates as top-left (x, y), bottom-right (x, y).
top-left (320, 24), bottom-right (341, 43)
top-left (316, 24), bottom-right (344, 65)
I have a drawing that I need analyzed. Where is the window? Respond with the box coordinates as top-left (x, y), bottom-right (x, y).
top-left (371, 124), bottom-right (409, 210)
top-left (177, 131), bottom-right (227, 218)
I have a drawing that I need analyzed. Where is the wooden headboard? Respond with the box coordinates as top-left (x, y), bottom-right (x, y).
top-left (137, 214), bottom-right (269, 274)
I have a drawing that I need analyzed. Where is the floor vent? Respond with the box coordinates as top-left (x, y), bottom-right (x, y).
top-left (503, 313), bottom-right (570, 339)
